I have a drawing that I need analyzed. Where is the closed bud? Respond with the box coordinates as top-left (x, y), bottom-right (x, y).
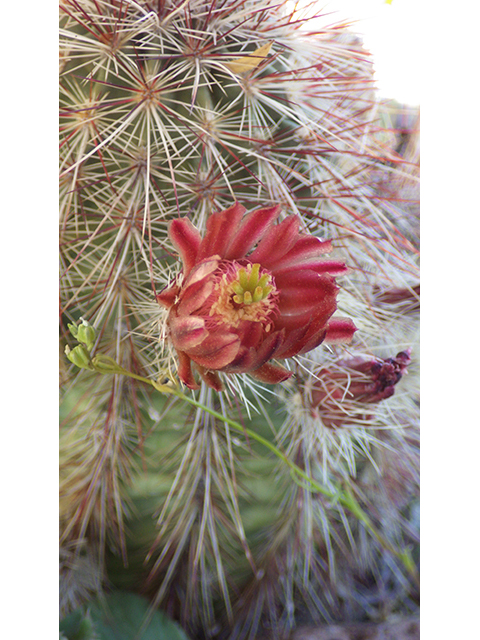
top-left (91, 354), bottom-right (123, 375)
top-left (76, 318), bottom-right (96, 351)
top-left (64, 344), bottom-right (94, 370)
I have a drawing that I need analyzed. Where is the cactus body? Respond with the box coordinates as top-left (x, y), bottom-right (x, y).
top-left (60, 1), bottom-right (419, 638)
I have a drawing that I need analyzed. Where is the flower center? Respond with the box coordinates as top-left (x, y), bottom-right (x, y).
top-left (209, 262), bottom-right (278, 329)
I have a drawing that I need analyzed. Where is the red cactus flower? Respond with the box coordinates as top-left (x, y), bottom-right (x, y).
top-left (157, 202), bottom-right (356, 391)
top-left (309, 350), bottom-right (412, 428)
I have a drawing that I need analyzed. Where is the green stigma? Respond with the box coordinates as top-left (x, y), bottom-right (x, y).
top-left (231, 263), bottom-right (273, 305)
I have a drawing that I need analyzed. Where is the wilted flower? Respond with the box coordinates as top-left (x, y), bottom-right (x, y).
top-left (374, 284), bottom-right (420, 314)
top-left (157, 202), bottom-right (356, 390)
top-left (309, 350), bottom-right (412, 428)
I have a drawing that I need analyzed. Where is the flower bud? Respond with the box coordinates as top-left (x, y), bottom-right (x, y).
top-left (76, 318), bottom-right (96, 351)
top-left (91, 354), bottom-right (124, 375)
top-left (65, 344), bottom-right (94, 370)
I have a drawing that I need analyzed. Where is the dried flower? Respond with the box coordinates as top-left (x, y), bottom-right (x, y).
top-left (374, 284), bottom-right (420, 314)
top-left (157, 202), bottom-right (356, 390)
top-left (309, 350), bottom-right (412, 428)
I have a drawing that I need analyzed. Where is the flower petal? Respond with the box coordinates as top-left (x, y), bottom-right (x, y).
top-left (234, 320), bottom-right (264, 349)
top-left (249, 362), bottom-right (293, 384)
top-left (274, 259), bottom-right (349, 277)
top-left (170, 315), bottom-right (208, 351)
top-left (183, 257), bottom-right (219, 289)
top-left (169, 218), bottom-right (202, 277)
top-left (221, 345), bottom-right (257, 373)
top-left (197, 366), bottom-right (224, 392)
top-left (196, 202), bottom-right (245, 260)
top-left (177, 350), bottom-right (200, 389)
top-left (273, 307), bottom-right (318, 331)
top-left (324, 318), bottom-right (357, 344)
top-left (188, 332), bottom-right (241, 369)
top-left (248, 215), bottom-right (300, 265)
top-left (177, 278), bottom-right (214, 316)
top-left (224, 204), bottom-right (281, 259)
top-left (273, 322), bottom-right (312, 358)
top-left (250, 328), bottom-right (285, 367)
top-left (295, 326), bottom-right (328, 356)
top-left (156, 283), bottom-right (180, 309)
top-left (217, 323), bottom-right (263, 373)
top-left (267, 235), bottom-right (334, 271)
top-left (275, 271), bottom-right (338, 314)
top-left (224, 327), bottom-right (285, 373)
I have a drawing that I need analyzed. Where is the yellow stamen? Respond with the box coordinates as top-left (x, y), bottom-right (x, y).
top-left (231, 281), bottom-right (244, 296)
top-left (208, 262), bottom-right (278, 327)
top-left (247, 263), bottom-right (261, 289)
top-left (257, 273), bottom-right (270, 289)
top-left (238, 267), bottom-right (249, 290)
top-left (252, 286), bottom-right (264, 303)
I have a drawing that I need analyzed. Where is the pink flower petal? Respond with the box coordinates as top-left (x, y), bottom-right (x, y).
top-left (250, 329), bottom-right (285, 367)
top-left (248, 215), bottom-right (300, 265)
top-left (177, 350), bottom-right (200, 389)
top-left (224, 204), bottom-right (281, 260)
top-left (156, 283), bottom-right (180, 309)
top-left (169, 218), bottom-right (202, 277)
top-left (268, 235), bottom-right (333, 271)
top-left (183, 257), bottom-right (219, 289)
top-left (224, 328), bottom-right (285, 374)
top-left (274, 259), bottom-right (349, 277)
top-left (221, 345), bottom-right (257, 374)
top-left (170, 315), bottom-right (208, 351)
top-left (188, 332), bottom-right (241, 369)
top-left (275, 301), bottom-right (341, 358)
top-left (197, 366), bottom-right (224, 392)
top-left (249, 362), bottom-right (293, 384)
top-left (273, 308), bottom-right (317, 332)
top-left (177, 278), bottom-right (214, 316)
top-left (324, 318), bottom-right (357, 344)
top-left (273, 323), bottom-right (312, 358)
top-left (275, 271), bottom-right (338, 314)
top-left (295, 326), bottom-right (329, 355)
top-left (196, 202), bottom-right (245, 261)
top-left (234, 321), bottom-right (264, 349)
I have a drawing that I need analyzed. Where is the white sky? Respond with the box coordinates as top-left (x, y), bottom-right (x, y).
top-left (314, 0), bottom-right (420, 105)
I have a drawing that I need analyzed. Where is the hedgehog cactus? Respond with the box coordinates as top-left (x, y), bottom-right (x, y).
top-left (60, 1), bottom-right (419, 638)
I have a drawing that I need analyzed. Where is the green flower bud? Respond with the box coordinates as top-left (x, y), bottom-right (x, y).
top-left (76, 318), bottom-right (96, 351)
top-left (65, 344), bottom-right (94, 370)
top-left (91, 354), bottom-right (124, 375)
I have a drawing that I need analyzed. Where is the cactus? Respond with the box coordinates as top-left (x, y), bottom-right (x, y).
top-left (60, 1), bottom-right (419, 638)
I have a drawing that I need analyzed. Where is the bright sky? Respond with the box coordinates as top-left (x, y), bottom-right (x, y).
top-left (316, 0), bottom-right (420, 105)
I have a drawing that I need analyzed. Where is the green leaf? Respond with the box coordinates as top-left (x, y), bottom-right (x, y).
top-left (60, 592), bottom-right (190, 640)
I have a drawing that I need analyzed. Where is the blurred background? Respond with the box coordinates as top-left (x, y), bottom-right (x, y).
top-left (297, 0), bottom-right (420, 105)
